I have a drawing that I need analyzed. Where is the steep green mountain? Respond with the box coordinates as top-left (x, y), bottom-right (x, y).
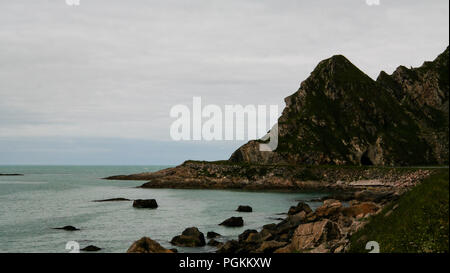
top-left (230, 47), bottom-right (449, 166)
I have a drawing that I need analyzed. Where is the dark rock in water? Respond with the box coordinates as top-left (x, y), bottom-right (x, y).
top-left (81, 245), bottom-right (101, 252)
top-left (236, 205), bottom-right (253, 212)
top-left (127, 237), bottom-right (173, 253)
top-left (0, 173), bottom-right (23, 176)
top-left (132, 199), bottom-right (158, 209)
top-left (93, 198), bottom-right (130, 202)
top-left (207, 239), bottom-right (224, 247)
top-left (53, 225), bottom-right (79, 231)
top-left (219, 217), bottom-right (244, 227)
top-left (238, 229), bottom-right (258, 242)
top-left (170, 227), bottom-right (206, 247)
top-left (206, 231), bottom-right (221, 239)
top-left (169, 248), bottom-right (178, 253)
top-left (288, 202), bottom-right (312, 215)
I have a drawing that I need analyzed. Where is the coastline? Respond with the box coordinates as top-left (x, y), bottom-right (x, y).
top-left (105, 160), bottom-right (433, 192)
top-left (106, 162), bottom-right (443, 253)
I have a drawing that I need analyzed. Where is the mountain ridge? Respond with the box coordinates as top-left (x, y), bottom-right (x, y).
top-left (230, 46), bottom-right (449, 166)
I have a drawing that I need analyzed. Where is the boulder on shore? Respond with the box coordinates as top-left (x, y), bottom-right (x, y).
top-left (342, 202), bottom-right (379, 217)
top-left (255, 241), bottom-right (287, 253)
top-left (238, 229), bottom-right (258, 242)
top-left (170, 227), bottom-right (206, 247)
top-left (127, 237), bottom-right (173, 253)
top-left (217, 240), bottom-right (240, 253)
top-left (81, 245), bottom-right (101, 252)
top-left (288, 202), bottom-right (312, 215)
top-left (276, 219), bottom-right (341, 253)
top-left (132, 199), bottom-right (158, 209)
top-left (53, 225), bottom-right (79, 231)
top-left (315, 199), bottom-right (343, 220)
top-left (236, 205), bottom-right (253, 212)
top-left (219, 217), bottom-right (244, 227)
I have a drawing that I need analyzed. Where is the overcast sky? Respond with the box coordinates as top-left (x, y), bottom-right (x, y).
top-left (0, 0), bottom-right (448, 165)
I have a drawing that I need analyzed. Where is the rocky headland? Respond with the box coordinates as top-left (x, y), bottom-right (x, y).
top-left (107, 46), bottom-right (448, 253)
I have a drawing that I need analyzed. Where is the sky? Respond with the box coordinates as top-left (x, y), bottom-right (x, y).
top-left (0, 0), bottom-right (448, 165)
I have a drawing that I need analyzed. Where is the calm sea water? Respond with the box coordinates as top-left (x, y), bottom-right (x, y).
top-left (0, 166), bottom-right (326, 253)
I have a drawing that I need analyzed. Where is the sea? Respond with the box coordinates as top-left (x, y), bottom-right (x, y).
top-left (0, 165), bottom-right (326, 253)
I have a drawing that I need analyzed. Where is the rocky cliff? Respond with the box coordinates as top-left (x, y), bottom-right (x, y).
top-left (230, 47), bottom-right (449, 166)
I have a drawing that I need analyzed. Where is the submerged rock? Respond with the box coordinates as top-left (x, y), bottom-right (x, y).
top-left (81, 245), bottom-right (101, 252)
top-left (206, 231), bottom-right (221, 239)
top-left (127, 237), bottom-right (173, 253)
top-left (132, 199), bottom-right (158, 209)
top-left (170, 227), bottom-right (206, 247)
top-left (236, 205), bottom-right (253, 212)
top-left (53, 225), bottom-right (79, 231)
top-left (93, 198), bottom-right (130, 202)
top-left (219, 217), bottom-right (244, 227)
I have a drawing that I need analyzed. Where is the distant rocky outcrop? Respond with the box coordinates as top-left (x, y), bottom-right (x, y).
top-left (107, 161), bottom-right (432, 191)
top-left (230, 47), bottom-right (449, 166)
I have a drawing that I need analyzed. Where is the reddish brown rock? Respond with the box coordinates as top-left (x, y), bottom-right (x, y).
top-left (127, 237), bottom-right (173, 253)
top-left (277, 220), bottom-right (341, 253)
top-left (255, 241), bottom-right (287, 253)
top-left (315, 199), bottom-right (343, 220)
top-left (342, 202), bottom-right (380, 217)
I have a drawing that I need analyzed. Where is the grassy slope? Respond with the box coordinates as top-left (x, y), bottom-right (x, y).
top-left (348, 169), bottom-right (449, 253)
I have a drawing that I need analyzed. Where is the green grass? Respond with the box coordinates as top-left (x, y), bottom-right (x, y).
top-left (348, 169), bottom-right (449, 253)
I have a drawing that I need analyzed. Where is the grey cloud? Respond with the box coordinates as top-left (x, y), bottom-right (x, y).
top-left (0, 0), bottom-right (448, 163)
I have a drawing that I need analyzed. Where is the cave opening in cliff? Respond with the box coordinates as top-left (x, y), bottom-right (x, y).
top-left (360, 151), bottom-right (373, 166)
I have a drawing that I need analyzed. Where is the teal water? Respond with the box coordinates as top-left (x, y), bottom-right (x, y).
top-left (0, 166), bottom-right (326, 253)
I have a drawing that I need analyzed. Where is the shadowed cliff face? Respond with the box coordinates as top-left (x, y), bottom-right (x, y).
top-left (377, 47), bottom-right (449, 165)
top-left (230, 47), bottom-right (449, 166)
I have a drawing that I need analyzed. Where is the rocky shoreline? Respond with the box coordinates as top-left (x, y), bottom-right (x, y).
top-left (105, 161), bottom-right (432, 192)
top-left (126, 178), bottom-right (427, 253)
top-left (120, 163), bottom-right (434, 253)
